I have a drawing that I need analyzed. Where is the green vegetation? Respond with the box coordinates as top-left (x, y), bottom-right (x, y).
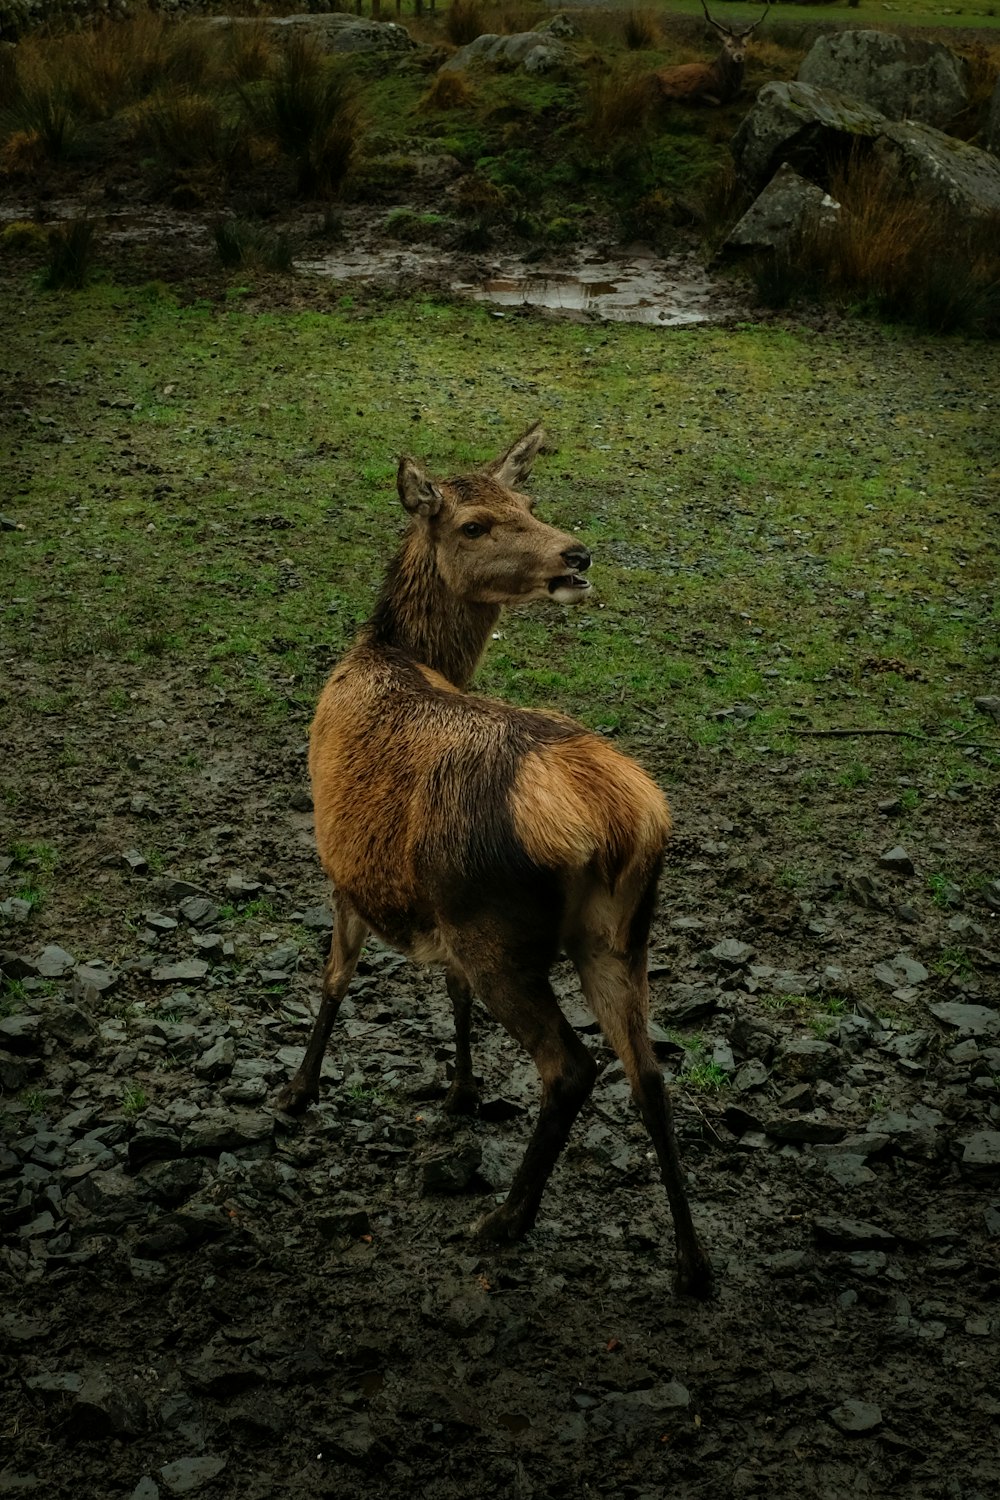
top-left (122, 1083), bottom-right (149, 1115)
top-left (0, 284), bottom-right (996, 786)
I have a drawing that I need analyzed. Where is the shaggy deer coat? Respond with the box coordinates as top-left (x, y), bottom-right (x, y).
top-left (277, 425), bottom-right (713, 1298)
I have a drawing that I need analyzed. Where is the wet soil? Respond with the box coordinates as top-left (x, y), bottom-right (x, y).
top-left (2, 644), bottom-right (999, 1498)
top-left (2, 143), bottom-right (1000, 1500)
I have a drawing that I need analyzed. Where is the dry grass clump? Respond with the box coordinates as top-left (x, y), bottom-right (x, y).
top-left (127, 90), bottom-right (248, 176)
top-left (622, 10), bottom-right (661, 51)
top-left (753, 156), bottom-right (1000, 336)
top-left (238, 34), bottom-right (365, 198)
top-left (419, 69), bottom-right (475, 111)
top-left (445, 0), bottom-right (486, 46)
top-left (580, 64), bottom-right (654, 156)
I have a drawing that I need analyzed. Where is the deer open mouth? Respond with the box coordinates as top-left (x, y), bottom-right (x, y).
top-left (548, 572), bottom-right (592, 602)
top-left (548, 573), bottom-right (592, 595)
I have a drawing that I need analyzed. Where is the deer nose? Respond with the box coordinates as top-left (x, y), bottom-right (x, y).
top-left (562, 544), bottom-right (592, 573)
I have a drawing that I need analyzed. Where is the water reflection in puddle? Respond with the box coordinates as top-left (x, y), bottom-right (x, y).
top-left (453, 254), bottom-right (739, 326)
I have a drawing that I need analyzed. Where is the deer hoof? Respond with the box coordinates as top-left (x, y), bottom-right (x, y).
top-left (274, 1079), bottom-right (316, 1117)
top-left (469, 1205), bottom-right (527, 1247)
top-left (675, 1247), bottom-right (716, 1301)
top-left (442, 1081), bottom-right (480, 1117)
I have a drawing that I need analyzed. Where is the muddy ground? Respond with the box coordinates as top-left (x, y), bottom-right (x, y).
top-left (3, 588), bottom-right (1000, 1500)
top-left (2, 100), bottom-right (1000, 1500)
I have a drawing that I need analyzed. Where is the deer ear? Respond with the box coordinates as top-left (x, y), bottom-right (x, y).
top-left (398, 457), bottom-right (444, 517)
top-left (488, 422), bottom-right (546, 489)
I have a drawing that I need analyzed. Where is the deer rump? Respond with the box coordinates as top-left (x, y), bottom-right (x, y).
top-left (310, 644), bottom-right (671, 968)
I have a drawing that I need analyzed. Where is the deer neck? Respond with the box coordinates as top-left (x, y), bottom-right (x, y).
top-left (363, 529), bottom-right (499, 689)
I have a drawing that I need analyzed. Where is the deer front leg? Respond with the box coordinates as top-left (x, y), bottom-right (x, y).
top-left (275, 903), bottom-right (367, 1115)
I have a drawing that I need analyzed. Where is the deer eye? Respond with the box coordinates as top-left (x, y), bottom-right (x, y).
top-left (461, 521), bottom-right (488, 538)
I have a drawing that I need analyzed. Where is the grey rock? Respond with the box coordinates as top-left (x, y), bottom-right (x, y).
top-left (193, 1037), bottom-right (236, 1080)
top-left (879, 845), bottom-right (914, 875)
top-left (159, 1455), bottom-right (227, 1495)
top-left (289, 788), bottom-right (313, 812)
top-left (597, 1383), bottom-right (690, 1431)
top-left (259, 940), bottom-right (299, 976)
top-left (732, 81), bottom-right (889, 190)
top-left (420, 1142), bottom-right (482, 1194)
top-left (442, 29), bottom-right (576, 75)
top-left (929, 1002), bottom-right (999, 1037)
top-left (708, 938), bottom-right (755, 967)
top-left (25, 1372), bottom-right (84, 1396)
top-left (814, 1215), bottom-right (896, 1248)
top-left (765, 1117), bottom-right (847, 1145)
top-left (823, 1154), bottom-right (876, 1188)
top-left (224, 875), bottom-right (263, 900)
top-left (180, 1110), bottom-right (273, 1156)
top-left (122, 849), bottom-right (149, 874)
top-left (316, 1200), bottom-right (371, 1239)
top-left (33, 945), bottom-right (76, 978)
top-left (874, 952), bottom-right (929, 990)
top-left (829, 1398), bottom-right (882, 1433)
top-left (0, 1014), bottom-right (42, 1051)
top-left (961, 1131), bottom-right (1000, 1169)
top-left (151, 959), bottom-right (209, 984)
top-left (131, 1480), bottom-right (160, 1500)
top-left (725, 161), bottom-right (840, 254)
top-left (774, 1038), bottom-right (837, 1082)
top-left (218, 12), bottom-right (415, 54)
top-left (72, 962), bottom-right (117, 995)
top-left (0, 897), bottom-right (33, 923)
top-left (144, 913), bottom-right (178, 933)
top-left (128, 1127), bottom-right (182, 1168)
top-left (874, 119), bottom-right (1000, 218)
top-left (300, 905), bottom-right (333, 931)
top-left (178, 897), bottom-right (219, 928)
top-left (798, 30), bottom-right (969, 129)
top-left (734, 1058), bottom-right (769, 1092)
top-left (72, 1373), bottom-right (148, 1437)
top-left (975, 694), bottom-right (1000, 722)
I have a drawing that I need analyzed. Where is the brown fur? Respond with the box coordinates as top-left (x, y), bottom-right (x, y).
top-left (277, 424), bottom-right (713, 1298)
top-left (654, 0), bottom-right (769, 106)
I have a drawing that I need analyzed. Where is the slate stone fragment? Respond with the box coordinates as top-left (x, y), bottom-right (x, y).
top-left (316, 1202), bottom-right (371, 1239)
top-left (929, 1002), bottom-right (999, 1037)
top-left (879, 846), bottom-right (914, 875)
top-left (159, 1456), bottom-right (227, 1495)
top-left (70, 1374), bottom-right (149, 1438)
top-left (774, 1038), bottom-right (838, 1082)
top-left (193, 1037), bottom-right (236, 1080)
top-left (420, 1143), bottom-right (482, 1193)
top-left (961, 1131), bottom-right (1000, 1168)
top-left (765, 1117), bottom-right (847, 1145)
top-left (33, 945), bottom-right (76, 978)
top-left (814, 1216), bottom-right (896, 1248)
top-left (829, 1399), bottom-right (882, 1433)
top-left (708, 938), bottom-right (755, 967)
top-left (178, 898), bottom-right (219, 928)
top-left (151, 959), bottom-right (209, 984)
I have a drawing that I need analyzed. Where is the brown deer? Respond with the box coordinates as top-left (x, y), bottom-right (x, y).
top-left (277, 424), bottom-right (713, 1298)
top-left (654, 0), bottom-right (769, 106)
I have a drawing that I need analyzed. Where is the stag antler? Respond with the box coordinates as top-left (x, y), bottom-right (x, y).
top-left (700, 0), bottom-right (770, 40)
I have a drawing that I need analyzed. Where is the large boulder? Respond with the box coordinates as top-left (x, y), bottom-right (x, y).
top-left (206, 15), bottom-right (417, 55)
top-left (798, 30), bottom-right (970, 130)
top-left (724, 161), bottom-right (840, 253)
top-left (731, 81), bottom-right (888, 191)
top-left (874, 119), bottom-right (1000, 218)
top-left (441, 23), bottom-right (577, 75)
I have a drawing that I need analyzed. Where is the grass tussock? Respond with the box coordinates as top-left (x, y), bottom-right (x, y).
top-left (419, 69), bottom-right (475, 111)
top-left (445, 0), bottom-right (486, 46)
top-left (752, 157), bottom-right (1000, 336)
top-left (213, 217), bottom-right (294, 273)
top-left (580, 64), bottom-right (654, 156)
top-left (128, 90), bottom-right (247, 175)
top-left (43, 218), bottom-right (98, 290)
top-left (239, 34), bottom-right (364, 198)
top-left (621, 10), bottom-right (661, 50)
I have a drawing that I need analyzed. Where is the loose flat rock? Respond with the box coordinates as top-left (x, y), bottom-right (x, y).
top-left (814, 1216), bottom-right (897, 1248)
top-left (151, 959), bottom-right (209, 984)
top-left (34, 945), bottom-right (76, 978)
top-left (929, 1002), bottom-right (999, 1037)
top-left (829, 1398), bottom-right (882, 1433)
top-left (961, 1131), bottom-right (1000, 1169)
top-left (879, 846), bottom-right (914, 875)
top-left (158, 1455), bottom-right (227, 1495)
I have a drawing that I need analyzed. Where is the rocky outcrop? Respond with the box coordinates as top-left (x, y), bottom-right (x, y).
top-left (724, 162), bottom-right (840, 254)
top-left (731, 81), bottom-right (888, 191)
top-left (732, 80), bottom-right (1000, 219)
top-left (204, 14), bottom-right (416, 56)
top-left (798, 30), bottom-right (970, 130)
top-left (441, 20), bottom-right (578, 75)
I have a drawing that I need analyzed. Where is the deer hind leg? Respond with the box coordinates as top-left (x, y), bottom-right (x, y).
top-left (574, 943), bottom-right (714, 1299)
top-left (459, 965), bottom-right (598, 1245)
top-left (442, 968), bottom-right (480, 1116)
top-left (275, 899), bottom-right (367, 1115)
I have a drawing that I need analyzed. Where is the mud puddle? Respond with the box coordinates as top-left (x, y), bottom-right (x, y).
top-left (299, 243), bottom-right (745, 325)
